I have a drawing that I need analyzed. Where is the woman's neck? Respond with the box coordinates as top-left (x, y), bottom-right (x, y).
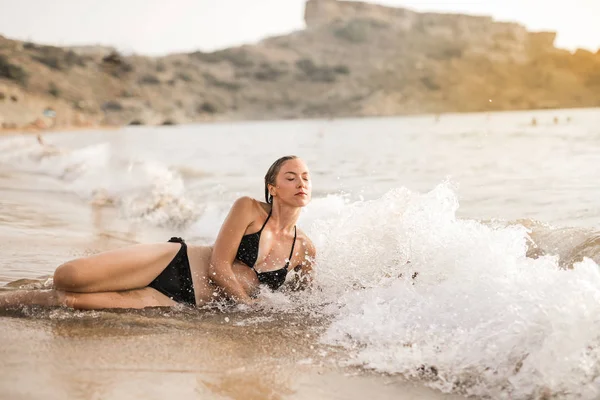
top-left (268, 202), bottom-right (300, 234)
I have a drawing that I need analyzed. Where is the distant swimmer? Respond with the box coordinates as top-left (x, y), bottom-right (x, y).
top-left (0, 156), bottom-right (316, 310)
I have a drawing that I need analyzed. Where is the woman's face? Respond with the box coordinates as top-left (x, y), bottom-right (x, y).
top-left (271, 158), bottom-right (312, 207)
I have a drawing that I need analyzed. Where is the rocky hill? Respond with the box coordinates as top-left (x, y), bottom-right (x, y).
top-left (1, 0), bottom-right (599, 130)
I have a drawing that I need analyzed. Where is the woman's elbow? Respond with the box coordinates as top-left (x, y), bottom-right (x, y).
top-left (208, 262), bottom-right (221, 282)
top-left (208, 262), bottom-right (231, 285)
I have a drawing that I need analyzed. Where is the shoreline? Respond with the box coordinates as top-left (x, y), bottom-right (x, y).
top-left (2, 104), bottom-right (598, 136)
top-left (0, 124), bottom-right (122, 136)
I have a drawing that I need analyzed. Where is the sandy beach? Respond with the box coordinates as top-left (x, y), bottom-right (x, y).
top-left (0, 309), bottom-right (466, 400)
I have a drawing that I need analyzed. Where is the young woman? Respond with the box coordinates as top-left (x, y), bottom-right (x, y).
top-left (0, 156), bottom-right (316, 309)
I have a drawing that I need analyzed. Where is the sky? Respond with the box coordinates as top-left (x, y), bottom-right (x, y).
top-left (0, 0), bottom-right (598, 55)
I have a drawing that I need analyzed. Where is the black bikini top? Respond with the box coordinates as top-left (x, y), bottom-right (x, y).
top-left (235, 209), bottom-right (296, 290)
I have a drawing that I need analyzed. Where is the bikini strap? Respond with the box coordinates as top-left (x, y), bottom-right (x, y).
top-left (285, 226), bottom-right (297, 269)
top-left (258, 208), bottom-right (272, 232)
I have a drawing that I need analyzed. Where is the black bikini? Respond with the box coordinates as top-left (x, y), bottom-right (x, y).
top-left (148, 209), bottom-right (297, 305)
top-left (236, 208), bottom-right (297, 291)
top-left (148, 237), bottom-right (196, 305)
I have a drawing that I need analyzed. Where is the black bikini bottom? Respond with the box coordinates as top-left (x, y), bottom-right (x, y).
top-left (147, 237), bottom-right (196, 305)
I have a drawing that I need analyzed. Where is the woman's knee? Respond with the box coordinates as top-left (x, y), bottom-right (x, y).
top-left (53, 260), bottom-right (87, 290)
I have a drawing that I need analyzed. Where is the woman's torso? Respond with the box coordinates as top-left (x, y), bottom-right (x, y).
top-left (185, 245), bottom-right (257, 305)
top-left (186, 244), bottom-right (304, 305)
top-left (185, 201), bottom-right (306, 305)
top-left (186, 236), bottom-right (305, 305)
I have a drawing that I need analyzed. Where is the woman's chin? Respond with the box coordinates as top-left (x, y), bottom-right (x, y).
top-left (285, 197), bottom-right (310, 207)
top-left (297, 198), bottom-right (311, 207)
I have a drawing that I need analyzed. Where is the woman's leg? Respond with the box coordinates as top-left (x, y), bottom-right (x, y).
top-left (0, 287), bottom-right (177, 309)
top-left (0, 289), bottom-right (66, 308)
top-left (65, 288), bottom-right (177, 309)
top-left (53, 243), bottom-right (181, 293)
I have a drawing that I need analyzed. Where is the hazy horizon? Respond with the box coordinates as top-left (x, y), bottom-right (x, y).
top-left (0, 0), bottom-right (599, 55)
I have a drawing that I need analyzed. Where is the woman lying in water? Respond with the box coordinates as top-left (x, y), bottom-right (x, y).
top-left (0, 156), bottom-right (316, 310)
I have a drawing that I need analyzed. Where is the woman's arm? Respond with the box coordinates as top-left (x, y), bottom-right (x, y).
top-left (209, 197), bottom-right (257, 304)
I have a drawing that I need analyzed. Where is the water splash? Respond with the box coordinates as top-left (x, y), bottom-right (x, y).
top-left (0, 136), bottom-right (199, 228)
top-left (306, 184), bottom-right (600, 399)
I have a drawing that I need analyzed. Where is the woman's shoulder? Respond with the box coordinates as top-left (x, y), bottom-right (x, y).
top-left (295, 227), bottom-right (316, 257)
top-left (230, 197), bottom-right (271, 231)
top-left (231, 196), bottom-right (269, 214)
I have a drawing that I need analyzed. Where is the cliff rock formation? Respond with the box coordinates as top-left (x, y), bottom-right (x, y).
top-left (1, 0), bottom-right (599, 129)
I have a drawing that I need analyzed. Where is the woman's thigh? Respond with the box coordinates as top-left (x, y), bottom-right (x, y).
top-left (54, 243), bottom-right (181, 293)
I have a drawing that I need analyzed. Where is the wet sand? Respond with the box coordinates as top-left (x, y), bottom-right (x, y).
top-left (0, 310), bottom-right (466, 400)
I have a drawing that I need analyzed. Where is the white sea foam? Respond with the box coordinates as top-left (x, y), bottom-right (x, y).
top-left (304, 183), bottom-right (600, 399)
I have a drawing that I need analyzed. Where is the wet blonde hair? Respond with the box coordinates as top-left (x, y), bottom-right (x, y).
top-left (264, 155), bottom-right (298, 203)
